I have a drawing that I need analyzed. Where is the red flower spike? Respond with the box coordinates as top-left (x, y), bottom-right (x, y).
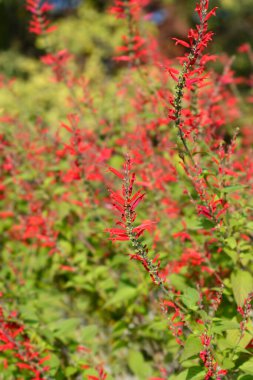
top-left (26, 0), bottom-right (57, 36)
top-left (107, 158), bottom-right (162, 286)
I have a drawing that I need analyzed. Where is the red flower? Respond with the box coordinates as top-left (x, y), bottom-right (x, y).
top-left (26, 0), bottom-right (57, 35)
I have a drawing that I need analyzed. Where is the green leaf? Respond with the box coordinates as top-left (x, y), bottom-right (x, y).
top-left (186, 367), bottom-right (206, 380)
top-left (83, 368), bottom-right (99, 378)
top-left (48, 318), bottom-right (80, 342)
top-left (226, 328), bottom-right (253, 349)
top-left (198, 310), bottom-right (208, 321)
top-left (65, 367), bottom-right (77, 376)
top-left (212, 319), bottom-right (240, 333)
top-left (231, 270), bottom-right (253, 306)
top-left (224, 248), bottom-right (237, 263)
top-left (170, 274), bottom-right (187, 291)
top-left (181, 287), bottom-right (199, 310)
top-left (81, 325), bottom-right (98, 342)
top-left (200, 218), bottom-right (215, 229)
top-left (223, 185), bottom-right (247, 193)
top-left (104, 286), bottom-right (137, 307)
top-left (246, 221), bottom-right (253, 231)
top-left (240, 358), bottom-right (253, 375)
top-left (170, 368), bottom-right (206, 380)
top-left (185, 218), bottom-right (202, 230)
top-left (47, 354), bottom-right (61, 374)
top-left (181, 335), bottom-right (202, 361)
top-left (241, 253), bottom-right (253, 266)
top-left (58, 240), bottom-right (72, 254)
top-left (222, 358), bottom-right (235, 370)
top-left (127, 350), bottom-right (152, 379)
top-left (226, 237), bottom-right (237, 249)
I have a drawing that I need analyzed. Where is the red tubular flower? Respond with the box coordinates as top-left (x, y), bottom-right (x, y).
top-left (172, 38), bottom-right (190, 48)
top-left (26, 0), bottom-right (57, 35)
top-left (41, 50), bottom-right (72, 82)
top-left (200, 332), bottom-right (211, 347)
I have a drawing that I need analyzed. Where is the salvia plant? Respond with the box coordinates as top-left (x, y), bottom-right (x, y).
top-left (0, 0), bottom-right (252, 379)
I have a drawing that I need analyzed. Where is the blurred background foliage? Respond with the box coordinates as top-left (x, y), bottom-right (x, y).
top-left (0, 0), bottom-right (252, 123)
top-left (0, 0), bottom-right (253, 54)
top-left (0, 0), bottom-right (252, 82)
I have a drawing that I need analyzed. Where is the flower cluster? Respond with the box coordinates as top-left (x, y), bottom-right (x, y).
top-left (0, 305), bottom-right (50, 380)
top-left (106, 157), bottom-right (161, 285)
top-left (200, 332), bottom-right (227, 380)
top-left (110, 0), bottom-right (150, 20)
top-left (41, 50), bottom-right (72, 82)
top-left (26, 0), bottom-right (57, 35)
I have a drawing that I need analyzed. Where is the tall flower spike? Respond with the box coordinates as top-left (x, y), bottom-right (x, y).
top-left (26, 0), bottom-right (57, 35)
top-left (110, 0), bottom-right (150, 20)
top-left (107, 158), bottom-right (193, 343)
top-left (110, 0), bottom-right (149, 64)
top-left (171, 0), bottom-right (217, 161)
top-left (106, 157), bottom-right (162, 285)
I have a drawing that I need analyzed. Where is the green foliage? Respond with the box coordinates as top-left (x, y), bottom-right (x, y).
top-left (231, 270), bottom-right (253, 307)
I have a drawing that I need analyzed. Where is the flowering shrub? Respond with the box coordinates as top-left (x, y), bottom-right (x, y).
top-left (0, 0), bottom-right (252, 379)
